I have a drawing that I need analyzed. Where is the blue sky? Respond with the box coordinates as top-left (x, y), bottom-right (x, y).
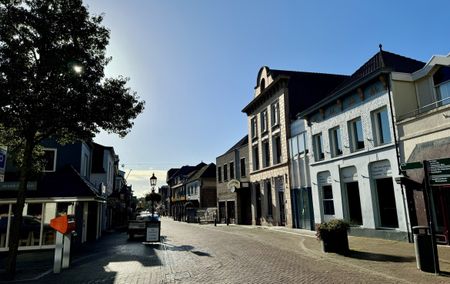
top-left (84, 0), bottom-right (450, 196)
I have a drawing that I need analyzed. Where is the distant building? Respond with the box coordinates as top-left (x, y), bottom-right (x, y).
top-left (298, 48), bottom-right (426, 240)
top-left (395, 53), bottom-right (450, 244)
top-left (216, 135), bottom-right (251, 224)
top-left (242, 66), bottom-right (347, 227)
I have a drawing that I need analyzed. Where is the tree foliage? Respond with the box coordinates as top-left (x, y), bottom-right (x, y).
top-left (0, 0), bottom-right (145, 278)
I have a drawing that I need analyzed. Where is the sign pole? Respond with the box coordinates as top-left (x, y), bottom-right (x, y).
top-left (423, 160), bottom-right (440, 275)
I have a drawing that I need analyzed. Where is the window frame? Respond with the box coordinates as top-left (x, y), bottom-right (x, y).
top-left (329, 126), bottom-right (343, 158)
top-left (322, 185), bottom-right (335, 215)
top-left (223, 164), bottom-right (228, 181)
top-left (372, 107), bottom-right (392, 146)
top-left (43, 148), bottom-right (57, 172)
top-left (313, 133), bottom-right (325, 161)
top-left (229, 161), bottom-right (235, 180)
top-left (252, 145), bottom-right (259, 171)
top-left (261, 110), bottom-right (268, 134)
top-left (262, 140), bottom-right (270, 168)
top-left (272, 135), bottom-right (282, 165)
top-left (251, 116), bottom-right (258, 139)
top-left (240, 158), bottom-right (246, 177)
top-left (271, 101), bottom-right (280, 127)
top-left (218, 166), bottom-right (222, 183)
top-left (348, 117), bottom-right (365, 152)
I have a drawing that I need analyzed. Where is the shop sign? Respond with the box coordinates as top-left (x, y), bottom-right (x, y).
top-left (428, 158), bottom-right (450, 185)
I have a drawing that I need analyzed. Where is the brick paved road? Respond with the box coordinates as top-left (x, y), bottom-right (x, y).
top-left (37, 218), bottom-right (448, 283)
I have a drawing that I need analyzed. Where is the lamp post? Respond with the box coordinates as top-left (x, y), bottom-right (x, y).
top-left (150, 173), bottom-right (157, 216)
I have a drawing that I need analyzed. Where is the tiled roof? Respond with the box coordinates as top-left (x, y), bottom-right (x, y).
top-left (188, 163), bottom-right (216, 182)
top-left (297, 49), bottom-right (427, 118)
top-left (331, 50), bottom-right (426, 95)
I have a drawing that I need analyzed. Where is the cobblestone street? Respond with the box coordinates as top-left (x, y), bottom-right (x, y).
top-left (34, 217), bottom-right (450, 283)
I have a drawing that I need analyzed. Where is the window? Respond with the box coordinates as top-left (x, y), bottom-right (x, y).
top-left (322, 185), bottom-right (335, 215)
top-left (372, 107), bottom-right (391, 145)
top-left (252, 146), bottom-right (259, 171)
top-left (289, 136), bottom-right (298, 158)
top-left (240, 158), bottom-right (246, 177)
top-left (224, 164), bottom-right (228, 181)
top-left (262, 140), bottom-right (270, 168)
top-left (260, 78), bottom-right (266, 91)
top-left (329, 127), bottom-right (343, 157)
top-left (81, 153), bottom-right (89, 177)
top-left (313, 134), bottom-right (324, 161)
top-left (230, 162), bottom-right (235, 179)
top-left (348, 117), bottom-right (364, 152)
top-left (261, 110), bottom-right (268, 134)
top-left (251, 117), bottom-right (258, 139)
top-left (218, 166), bottom-right (222, 183)
top-left (271, 101), bottom-right (280, 127)
top-left (433, 67), bottom-right (450, 106)
top-left (273, 135), bottom-right (281, 164)
top-left (43, 149), bottom-right (57, 172)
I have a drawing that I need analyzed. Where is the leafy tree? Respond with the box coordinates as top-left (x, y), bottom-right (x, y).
top-left (0, 0), bottom-right (144, 278)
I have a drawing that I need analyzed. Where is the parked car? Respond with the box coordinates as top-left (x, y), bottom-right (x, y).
top-left (128, 211), bottom-right (160, 239)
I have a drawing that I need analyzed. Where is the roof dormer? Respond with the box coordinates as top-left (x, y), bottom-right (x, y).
top-left (254, 66), bottom-right (275, 98)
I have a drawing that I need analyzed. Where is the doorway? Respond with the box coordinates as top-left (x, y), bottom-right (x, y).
top-left (345, 182), bottom-right (363, 225)
top-left (375, 178), bottom-right (399, 228)
top-left (227, 201), bottom-right (236, 224)
top-left (255, 183), bottom-right (261, 225)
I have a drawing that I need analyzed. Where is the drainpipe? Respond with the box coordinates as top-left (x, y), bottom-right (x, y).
top-left (384, 73), bottom-right (411, 242)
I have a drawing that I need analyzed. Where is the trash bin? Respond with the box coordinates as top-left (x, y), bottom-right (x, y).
top-left (412, 226), bottom-right (435, 273)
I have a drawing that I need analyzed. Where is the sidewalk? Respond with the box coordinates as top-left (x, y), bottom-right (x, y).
top-left (248, 224), bottom-right (450, 282)
top-left (2, 224), bottom-right (450, 283)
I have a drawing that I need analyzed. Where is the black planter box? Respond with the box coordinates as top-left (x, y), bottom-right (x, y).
top-left (321, 230), bottom-right (349, 255)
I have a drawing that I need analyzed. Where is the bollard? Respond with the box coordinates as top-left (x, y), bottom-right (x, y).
top-left (226, 217), bottom-right (229, 226)
top-left (214, 218), bottom-right (217, 226)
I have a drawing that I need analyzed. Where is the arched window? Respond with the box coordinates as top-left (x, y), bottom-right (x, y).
top-left (260, 78), bottom-right (266, 91)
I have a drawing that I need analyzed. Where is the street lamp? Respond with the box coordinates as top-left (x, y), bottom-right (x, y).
top-left (150, 173), bottom-right (157, 215)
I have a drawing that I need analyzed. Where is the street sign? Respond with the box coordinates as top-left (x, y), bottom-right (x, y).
top-left (428, 158), bottom-right (450, 185)
top-left (400, 161), bottom-right (423, 171)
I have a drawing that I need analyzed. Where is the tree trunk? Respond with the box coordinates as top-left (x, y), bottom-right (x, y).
top-left (5, 138), bottom-right (35, 280)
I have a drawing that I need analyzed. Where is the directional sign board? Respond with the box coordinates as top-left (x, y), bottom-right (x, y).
top-left (400, 161), bottom-right (423, 171)
top-left (428, 158), bottom-right (450, 186)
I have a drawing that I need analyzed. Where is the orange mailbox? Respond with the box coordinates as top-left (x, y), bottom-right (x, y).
top-left (50, 215), bottom-right (76, 234)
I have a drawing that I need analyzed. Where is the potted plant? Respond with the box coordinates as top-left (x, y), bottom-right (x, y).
top-left (316, 219), bottom-right (350, 255)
